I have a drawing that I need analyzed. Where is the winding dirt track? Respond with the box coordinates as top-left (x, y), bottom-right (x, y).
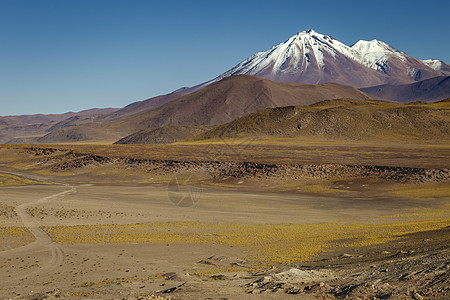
top-left (0, 171), bottom-right (76, 281)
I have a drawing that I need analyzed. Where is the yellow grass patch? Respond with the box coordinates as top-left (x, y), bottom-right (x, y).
top-left (44, 209), bottom-right (449, 264)
top-left (378, 204), bottom-right (450, 219)
top-left (386, 183), bottom-right (450, 200)
top-left (0, 173), bottom-right (43, 186)
top-left (0, 227), bottom-right (35, 247)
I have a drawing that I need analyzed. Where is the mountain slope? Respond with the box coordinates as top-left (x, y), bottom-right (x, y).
top-left (43, 92), bottom-right (186, 132)
top-left (106, 75), bottom-right (372, 135)
top-left (36, 126), bottom-right (123, 144)
top-left (0, 107), bottom-right (119, 126)
top-left (114, 125), bottom-right (215, 144)
top-left (187, 30), bottom-right (449, 91)
top-left (0, 92), bottom-right (185, 144)
top-left (41, 75), bottom-right (369, 143)
top-left (98, 92), bottom-right (185, 122)
top-left (0, 107), bottom-right (120, 144)
top-left (360, 76), bottom-right (450, 103)
top-left (422, 59), bottom-right (450, 74)
top-left (190, 99), bottom-right (450, 144)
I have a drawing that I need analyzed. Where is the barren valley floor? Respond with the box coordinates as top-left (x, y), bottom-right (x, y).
top-left (0, 144), bottom-right (448, 299)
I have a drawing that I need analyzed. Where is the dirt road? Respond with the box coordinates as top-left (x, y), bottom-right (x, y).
top-left (0, 172), bottom-right (76, 283)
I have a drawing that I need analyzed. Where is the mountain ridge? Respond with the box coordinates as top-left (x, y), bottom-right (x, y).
top-left (107, 75), bottom-right (372, 136)
top-left (184, 30), bottom-right (450, 92)
top-left (189, 98), bottom-right (450, 144)
top-left (360, 76), bottom-right (450, 103)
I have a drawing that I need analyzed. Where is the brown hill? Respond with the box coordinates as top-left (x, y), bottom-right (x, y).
top-left (1, 76), bottom-right (371, 144)
top-left (0, 107), bottom-right (119, 125)
top-left (4, 136), bottom-right (40, 144)
top-left (0, 107), bottom-right (120, 144)
top-left (0, 91), bottom-right (187, 144)
top-left (41, 92), bottom-right (186, 134)
top-left (107, 75), bottom-right (372, 136)
top-left (0, 123), bottom-right (53, 139)
top-left (360, 76), bottom-right (450, 103)
top-left (114, 125), bottom-right (215, 144)
top-left (7, 75), bottom-right (370, 143)
top-left (36, 126), bottom-right (123, 144)
top-left (98, 92), bottom-right (185, 121)
top-left (190, 99), bottom-right (450, 144)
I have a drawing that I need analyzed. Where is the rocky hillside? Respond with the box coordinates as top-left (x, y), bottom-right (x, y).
top-left (191, 99), bottom-right (450, 143)
top-left (115, 125), bottom-right (215, 144)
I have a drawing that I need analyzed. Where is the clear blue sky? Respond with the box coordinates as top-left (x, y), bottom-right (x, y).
top-left (1, 0), bottom-right (449, 116)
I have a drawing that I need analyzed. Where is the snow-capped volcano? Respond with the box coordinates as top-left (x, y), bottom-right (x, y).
top-left (351, 39), bottom-right (405, 72)
top-left (194, 30), bottom-right (450, 89)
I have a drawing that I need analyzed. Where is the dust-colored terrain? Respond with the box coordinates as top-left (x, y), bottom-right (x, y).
top-left (115, 125), bottom-right (215, 145)
top-left (191, 99), bottom-right (450, 144)
top-left (1, 76), bottom-right (372, 144)
top-left (114, 98), bottom-right (450, 145)
top-left (360, 76), bottom-right (450, 103)
top-left (0, 143), bottom-right (448, 299)
top-left (0, 108), bottom-right (120, 144)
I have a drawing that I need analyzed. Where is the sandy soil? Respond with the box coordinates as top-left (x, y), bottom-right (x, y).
top-left (0, 144), bottom-right (448, 299)
top-left (0, 176), bottom-right (448, 299)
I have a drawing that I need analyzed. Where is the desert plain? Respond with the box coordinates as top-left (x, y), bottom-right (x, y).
top-left (0, 139), bottom-right (448, 300)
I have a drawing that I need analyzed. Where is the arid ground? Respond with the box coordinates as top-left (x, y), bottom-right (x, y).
top-left (0, 143), bottom-right (448, 299)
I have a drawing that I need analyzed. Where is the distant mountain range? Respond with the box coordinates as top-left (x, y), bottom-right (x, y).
top-left (0, 107), bottom-right (119, 127)
top-left (0, 108), bottom-right (119, 144)
top-left (1, 29), bottom-right (450, 144)
top-left (33, 75), bottom-right (370, 144)
top-left (360, 76), bottom-right (450, 103)
top-left (186, 30), bottom-right (450, 91)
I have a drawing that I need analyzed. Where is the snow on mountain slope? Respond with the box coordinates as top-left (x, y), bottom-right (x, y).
top-left (191, 30), bottom-right (449, 90)
top-left (350, 39), bottom-right (406, 72)
top-left (198, 30), bottom-right (364, 87)
top-left (421, 58), bottom-right (450, 74)
top-left (422, 59), bottom-right (443, 70)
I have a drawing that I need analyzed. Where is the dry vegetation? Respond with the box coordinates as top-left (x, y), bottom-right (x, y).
top-left (4, 140), bottom-right (449, 169)
top-left (1, 143), bottom-right (448, 204)
top-left (0, 127), bottom-right (448, 299)
top-left (190, 99), bottom-right (450, 144)
top-left (44, 205), bottom-right (449, 265)
top-left (0, 227), bottom-right (35, 249)
top-left (27, 207), bottom-right (125, 221)
top-left (0, 203), bottom-right (17, 219)
top-left (385, 182), bottom-right (450, 200)
top-left (0, 173), bottom-right (41, 186)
